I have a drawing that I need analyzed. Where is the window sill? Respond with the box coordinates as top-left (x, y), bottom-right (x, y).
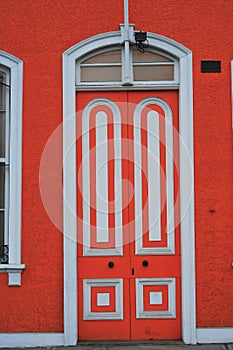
top-left (0, 264), bottom-right (25, 286)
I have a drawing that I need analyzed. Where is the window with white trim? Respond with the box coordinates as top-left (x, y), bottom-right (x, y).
top-left (0, 50), bottom-right (25, 286)
top-left (76, 46), bottom-right (179, 89)
top-left (0, 65), bottom-right (10, 263)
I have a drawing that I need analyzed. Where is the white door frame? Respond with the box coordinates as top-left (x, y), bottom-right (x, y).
top-left (62, 30), bottom-right (196, 345)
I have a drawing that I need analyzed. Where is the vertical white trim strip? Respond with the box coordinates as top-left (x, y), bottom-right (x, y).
top-left (147, 111), bottom-right (161, 241)
top-left (124, 0), bottom-right (129, 28)
top-left (114, 122), bottom-right (123, 250)
top-left (122, 0), bottom-right (132, 84)
top-left (134, 109), bottom-right (143, 246)
top-left (96, 111), bottom-right (109, 243)
top-left (0, 65), bottom-right (10, 246)
top-left (82, 105), bottom-right (91, 251)
top-left (120, 25), bottom-right (134, 85)
top-left (165, 104), bottom-right (175, 252)
top-left (4, 168), bottom-right (9, 245)
top-left (8, 59), bottom-right (23, 265)
top-left (179, 53), bottom-right (196, 344)
top-left (63, 54), bottom-right (77, 346)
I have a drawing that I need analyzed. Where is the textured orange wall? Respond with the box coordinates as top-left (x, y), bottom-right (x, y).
top-left (0, 0), bottom-right (232, 331)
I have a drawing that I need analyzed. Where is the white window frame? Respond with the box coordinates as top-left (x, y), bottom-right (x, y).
top-left (76, 46), bottom-right (123, 87)
top-left (76, 46), bottom-right (179, 88)
top-left (0, 50), bottom-right (25, 286)
top-left (0, 65), bottom-right (10, 251)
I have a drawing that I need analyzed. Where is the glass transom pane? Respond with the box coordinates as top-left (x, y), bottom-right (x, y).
top-left (133, 49), bottom-right (172, 63)
top-left (81, 66), bottom-right (121, 82)
top-left (76, 46), bottom-right (178, 86)
top-left (82, 50), bottom-right (121, 64)
top-left (134, 65), bottom-right (174, 81)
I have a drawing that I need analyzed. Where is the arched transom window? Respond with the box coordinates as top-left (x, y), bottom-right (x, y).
top-left (76, 46), bottom-right (179, 89)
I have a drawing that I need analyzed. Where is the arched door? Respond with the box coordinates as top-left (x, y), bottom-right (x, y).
top-left (63, 29), bottom-right (195, 344)
top-left (76, 90), bottom-right (181, 340)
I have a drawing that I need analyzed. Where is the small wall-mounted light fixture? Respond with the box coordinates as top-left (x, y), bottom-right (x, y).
top-left (135, 31), bottom-right (149, 53)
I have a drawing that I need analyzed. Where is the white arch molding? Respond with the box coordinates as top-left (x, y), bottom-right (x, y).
top-left (62, 30), bottom-right (196, 345)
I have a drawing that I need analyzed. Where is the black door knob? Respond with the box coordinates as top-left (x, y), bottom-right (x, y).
top-left (142, 260), bottom-right (149, 267)
top-left (108, 261), bottom-right (114, 268)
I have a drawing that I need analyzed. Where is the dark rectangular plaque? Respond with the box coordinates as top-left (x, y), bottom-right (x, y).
top-left (201, 60), bottom-right (221, 73)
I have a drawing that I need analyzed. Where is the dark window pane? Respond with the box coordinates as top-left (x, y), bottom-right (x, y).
top-left (0, 71), bottom-right (6, 157)
top-left (0, 71), bottom-right (6, 110)
top-left (0, 165), bottom-right (4, 208)
top-left (0, 211), bottom-right (4, 248)
top-left (0, 113), bottom-right (6, 157)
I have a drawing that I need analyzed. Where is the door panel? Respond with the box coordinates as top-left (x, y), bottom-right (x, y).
top-left (77, 92), bottom-right (130, 339)
top-left (77, 90), bottom-right (180, 340)
top-left (130, 277), bottom-right (181, 339)
top-left (78, 277), bottom-right (130, 339)
top-left (128, 91), bottom-right (181, 339)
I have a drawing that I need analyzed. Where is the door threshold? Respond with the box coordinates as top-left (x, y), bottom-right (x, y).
top-left (77, 340), bottom-right (184, 346)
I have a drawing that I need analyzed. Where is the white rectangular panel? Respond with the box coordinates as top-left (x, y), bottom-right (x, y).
top-left (96, 111), bottom-right (109, 243)
top-left (97, 293), bottom-right (110, 306)
top-left (150, 291), bottom-right (163, 305)
top-left (147, 111), bottom-right (161, 241)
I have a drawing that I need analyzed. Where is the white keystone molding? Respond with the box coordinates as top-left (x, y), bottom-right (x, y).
top-left (0, 50), bottom-right (24, 286)
top-left (63, 30), bottom-right (195, 344)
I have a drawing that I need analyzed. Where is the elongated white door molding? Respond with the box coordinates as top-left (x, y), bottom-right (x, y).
top-left (82, 98), bottom-right (123, 256)
top-left (134, 97), bottom-right (175, 255)
top-left (147, 111), bottom-right (161, 241)
top-left (96, 111), bottom-right (109, 243)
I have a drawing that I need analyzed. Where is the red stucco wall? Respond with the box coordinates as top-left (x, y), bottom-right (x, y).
top-left (0, 0), bottom-right (232, 331)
